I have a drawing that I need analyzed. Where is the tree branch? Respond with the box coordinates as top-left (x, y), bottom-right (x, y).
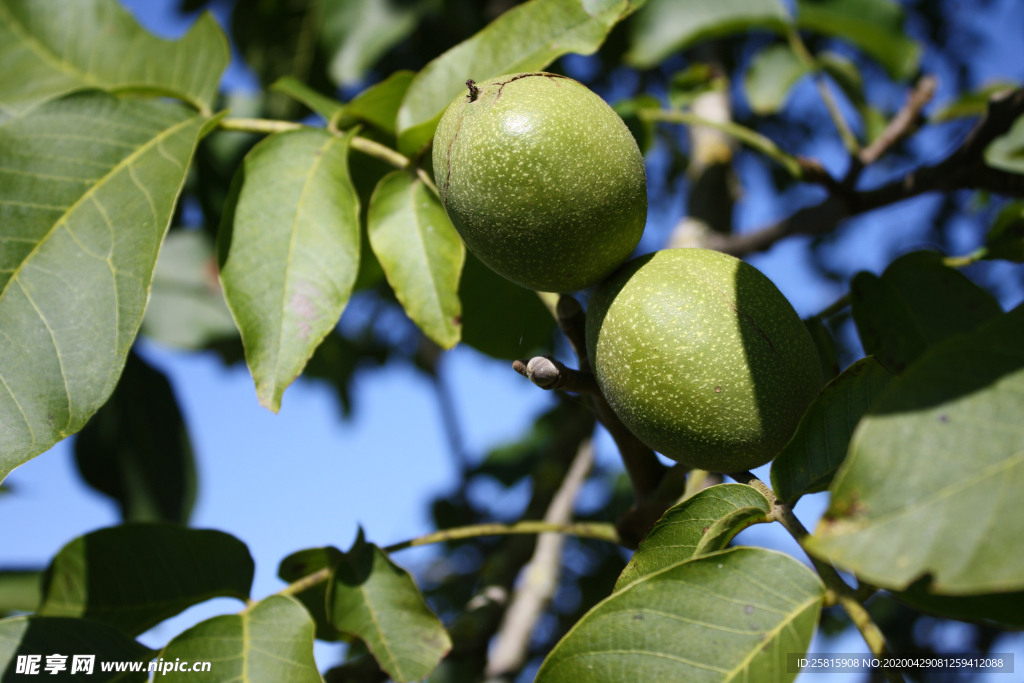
top-left (727, 472), bottom-right (903, 683)
top-left (707, 86), bottom-right (1024, 258)
top-left (512, 356), bottom-right (600, 395)
top-left (858, 76), bottom-right (938, 166)
top-left (485, 439), bottom-right (595, 681)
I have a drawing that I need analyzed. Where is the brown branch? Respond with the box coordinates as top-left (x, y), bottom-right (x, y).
top-left (485, 439), bottom-right (595, 681)
top-left (512, 356), bottom-right (600, 395)
top-left (709, 86), bottom-right (1024, 258)
top-left (858, 76), bottom-right (938, 166)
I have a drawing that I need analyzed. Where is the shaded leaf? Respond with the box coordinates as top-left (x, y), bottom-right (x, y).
top-left (0, 92), bottom-right (213, 482)
top-left (804, 317), bottom-right (840, 382)
top-left (796, 0), bottom-right (920, 80)
top-left (627, 0), bottom-right (790, 70)
top-left (345, 71), bottom-right (415, 136)
top-left (0, 571), bottom-right (41, 615)
top-left (667, 64), bottom-right (724, 109)
top-left (396, 0), bottom-right (642, 155)
top-left (615, 483), bottom-right (770, 591)
top-left (0, 616), bottom-right (150, 681)
top-left (271, 76), bottom-right (345, 123)
top-left (983, 200), bottom-right (1024, 262)
top-left (303, 331), bottom-right (390, 417)
top-left (612, 94), bottom-right (660, 154)
top-left (278, 546), bottom-right (345, 641)
top-left (538, 547), bottom-right (824, 683)
top-left (893, 577), bottom-right (1024, 630)
top-left (850, 250), bottom-right (1001, 374)
top-left (219, 128), bottom-right (361, 412)
top-left (368, 171), bottom-right (464, 348)
top-left (985, 113), bottom-right (1024, 175)
top-left (932, 82), bottom-right (1018, 123)
top-left (321, 0), bottom-right (427, 88)
top-left (459, 251), bottom-right (556, 361)
top-left (327, 531), bottom-right (451, 683)
top-left (0, 0), bottom-right (228, 114)
top-left (159, 595), bottom-right (321, 683)
top-left (771, 357), bottom-right (895, 503)
top-left (38, 524), bottom-right (253, 636)
top-left (141, 230), bottom-right (238, 350)
top-left (744, 43), bottom-right (811, 115)
top-left (808, 304), bottom-right (1024, 593)
top-left (74, 351), bottom-right (196, 524)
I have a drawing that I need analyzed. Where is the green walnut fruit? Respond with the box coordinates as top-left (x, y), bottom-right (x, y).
top-left (433, 72), bottom-right (646, 293)
top-left (587, 249), bottom-right (823, 472)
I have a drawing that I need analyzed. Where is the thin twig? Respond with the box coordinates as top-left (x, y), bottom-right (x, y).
top-left (859, 76), bottom-right (938, 166)
top-left (707, 87), bottom-right (1024, 258)
top-left (485, 440), bottom-right (595, 681)
top-left (512, 356), bottom-right (600, 395)
top-left (727, 472), bottom-right (903, 683)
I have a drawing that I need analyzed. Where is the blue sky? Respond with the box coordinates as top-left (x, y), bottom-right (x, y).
top-left (3, 0), bottom-right (1024, 676)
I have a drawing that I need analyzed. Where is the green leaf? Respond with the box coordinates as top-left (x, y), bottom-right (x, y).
top-left (396, 0), bottom-right (641, 155)
top-left (895, 582), bottom-right (1024, 629)
top-left (270, 76), bottom-right (345, 123)
top-left (808, 304), bottom-right (1024, 593)
top-left (931, 82), bottom-right (1018, 123)
top-left (804, 317), bottom-right (840, 382)
top-left (850, 250), bottom-right (1002, 374)
top-left (38, 524), bottom-right (253, 636)
top-left (615, 483), bottom-right (771, 591)
top-left (345, 71), bottom-right (415, 136)
top-left (771, 357), bottom-right (895, 503)
top-left (141, 230), bottom-right (238, 350)
top-left (0, 571), bottom-right (41, 615)
top-left (612, 94), bottom-right (660, 154)
top-left (158, 595), bottom-right (321, 683)
top-left (321, 0), bottom-right (426, 88)
top-left (327, 532), bottom-right (451, 683)
top-left (817, 51), bottom-right (865, 109)
top-left (368, 171), bottom-right (464, 349)
top-left (0, 92), bottom-right (213, 483)
top-left (459, 251), bottom-right (556, 360)
top-left (0, 0), bottom-right (228, 114)
top-left (538, 547), bottom-right (824, 683)
top-left (0, 616), bottom-right (151, 681)
top-left (278, 546), bottom-right (345, 641)
top-left (744, 44), bottom-right (811, 115)
top-left (985, 113), bottom-right (1024, 175)
top-left (219, 128), bottom-right (361, 412)
top-left (796, 0), bottom-right (921, 81)
top-left (627, 0), bottom-right (790, 70)
top-left (74, 351), bottom-right (196, 524)
top-left (983, 200), bottom-right (1024, 262)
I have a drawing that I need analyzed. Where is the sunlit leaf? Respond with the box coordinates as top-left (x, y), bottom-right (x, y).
top-left (321, 0), bottom-right (427, 88)
top-left (771, 357), bottom-right (895, 503)
top-left (396, 0), bottom-right (642, 155)
top-left (0, 615), bottom-right (151, 681)
top-left (985, 113), bottom-right (1024, 175)
top-left (38, 524), bottom-right (253, 636)
top-left (796, 0), bottom-right (920, 80)
top-left (627, 0), bottom-right (790, 70)
top-left (615, 483), bottom-right (770, 591)
top-left (345, 71), bottom-right (415, 135)
top-left (744, 43), bottom-right (811, 114)
top-left (850, 251), bottom-right (1001, 374)
top-left (219, 128), bottom-right (361, 412)
top-left (368, 171), bottom-right (464, 348)
top-left (74, 351), bottom-right (196, 524)
top-left (159, 595), bottom-right (321, 683)
top-left (327, 532), bottom-right (451, 683)
top-left (271, 76), bottom-right (345, 123)
top-left (538, 547), bottom-right (823, 683)
top-left (0, 92), bottom-right (213, 482)
top-left (808, 304), bottom-right (1024, 593)
top-left (141, 230), bottom-right (238, 350)
top-left (0, 0), bottom-right (228, 114)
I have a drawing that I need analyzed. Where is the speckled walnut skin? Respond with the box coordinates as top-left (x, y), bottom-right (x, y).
top-left (587, 249), bottom-right (823, 472)
top-left (433, 72), bottom-right (646, 293)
